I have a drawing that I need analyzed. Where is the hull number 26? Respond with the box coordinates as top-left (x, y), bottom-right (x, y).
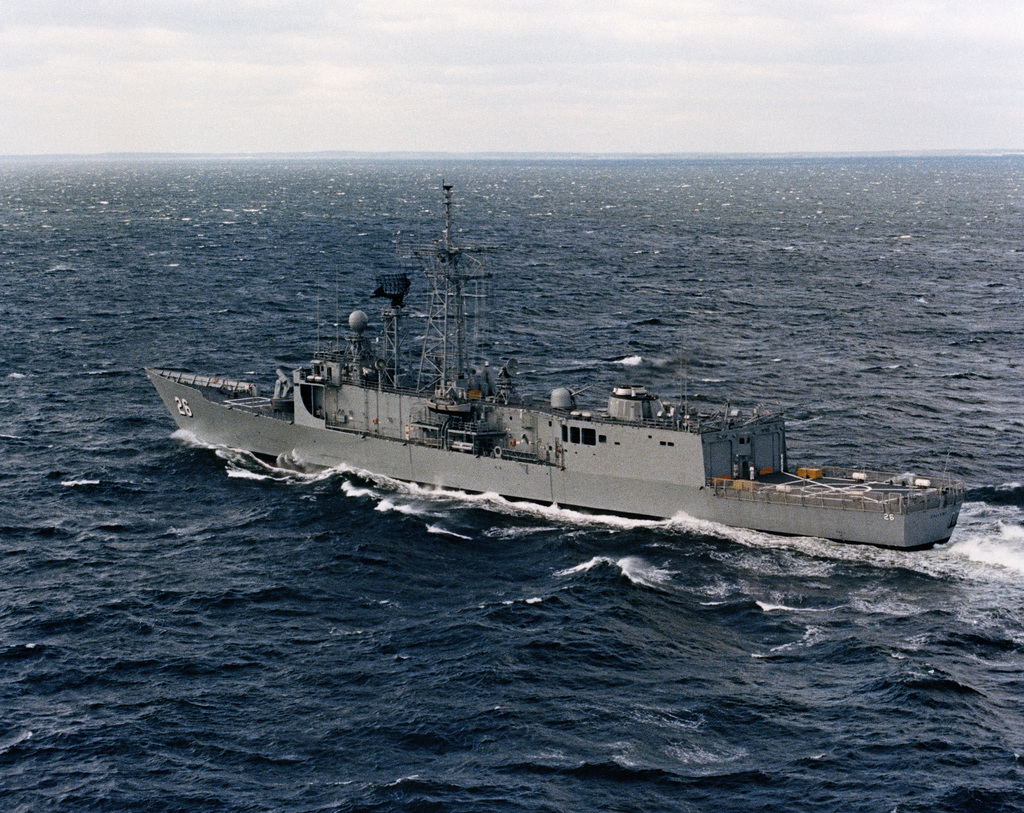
top-left (175, 397), bottom-right (193, 417)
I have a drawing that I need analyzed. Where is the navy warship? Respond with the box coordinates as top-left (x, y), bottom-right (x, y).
top-left (147, 185), bottom-right (965, 549)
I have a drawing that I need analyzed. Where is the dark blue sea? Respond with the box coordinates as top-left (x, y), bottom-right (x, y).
top-left (2, 155), bottom-right (1024, 812)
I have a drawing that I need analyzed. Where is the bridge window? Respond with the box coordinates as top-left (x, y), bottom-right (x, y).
top-left (562, 424), bottom-right (599, 445)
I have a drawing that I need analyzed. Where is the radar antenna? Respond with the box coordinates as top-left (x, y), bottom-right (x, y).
top-left (373, 273), bottom-right (411, 309)
top-left (372, 272), bottom-right (410, 387)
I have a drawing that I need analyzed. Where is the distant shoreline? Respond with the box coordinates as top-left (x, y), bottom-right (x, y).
top-left (2, 149), bottom-right (1023, 163)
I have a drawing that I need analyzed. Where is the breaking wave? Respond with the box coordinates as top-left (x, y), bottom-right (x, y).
top-left (557, 555), bottom-right (675, 589)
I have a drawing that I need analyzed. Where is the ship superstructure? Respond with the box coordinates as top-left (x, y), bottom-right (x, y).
top-left (147, 186), bottom-right (964, 549)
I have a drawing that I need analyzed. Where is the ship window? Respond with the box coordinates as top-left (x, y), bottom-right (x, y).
top-left (599, 435), bottom-right (607, 444)
top-left (582, 428), bottom-right (596, 446)
top-left (561, 425), bottom-right (568, 442)
top-left (570, 426), bottom-right (581, 444)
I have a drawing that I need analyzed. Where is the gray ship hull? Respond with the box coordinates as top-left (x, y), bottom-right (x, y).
top-left (146, 183), bottom-right (964, 551)
top-left (147, 368), bottom-right (962, 550)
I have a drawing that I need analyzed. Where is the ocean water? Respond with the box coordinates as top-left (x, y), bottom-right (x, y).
top-left (2, 155), bottom-right (1024, 812)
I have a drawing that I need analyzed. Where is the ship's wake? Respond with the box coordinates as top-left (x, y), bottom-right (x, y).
top-left (944, 500), bottom-right (1024, 577)
top-left (172, 431), bottom-right (1024, 583)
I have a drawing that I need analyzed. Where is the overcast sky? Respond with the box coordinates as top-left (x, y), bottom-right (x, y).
top-left (1, 0), bottom-right (1021, 155)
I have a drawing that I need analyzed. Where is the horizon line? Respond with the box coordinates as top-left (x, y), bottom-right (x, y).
top-left (2, 148), bottom-right (1023, 162)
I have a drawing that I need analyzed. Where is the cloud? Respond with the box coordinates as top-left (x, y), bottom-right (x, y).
top-left (0, 0), bottom-right (1021, 154)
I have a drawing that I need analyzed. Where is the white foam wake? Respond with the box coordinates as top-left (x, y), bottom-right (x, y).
top-left (946, 518), bottom-right (1024, 577)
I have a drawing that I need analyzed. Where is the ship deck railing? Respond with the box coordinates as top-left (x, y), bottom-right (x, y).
top-left (553, 409), bottom-right (762, 434)
top-left (153, 369), bottom-right (258, 396)
top-left (709, 467), bottom-right (965, 515)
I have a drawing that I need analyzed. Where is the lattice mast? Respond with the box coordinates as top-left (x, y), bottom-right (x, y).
top-left (404, 184), bottom-right (482, 395)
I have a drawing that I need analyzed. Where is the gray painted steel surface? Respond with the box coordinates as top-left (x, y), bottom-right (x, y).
top-left (146, 366), bottom-right (963, 550)
top-left (145, 186), bottom-right (964, 549)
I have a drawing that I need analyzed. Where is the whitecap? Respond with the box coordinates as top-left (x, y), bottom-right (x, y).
top-left (483, 525), bottom-right (558, 539)
top-left (557, 555), bottom-right (674, 589)
top-left (225, 468), bottom-right (272, 481)
top-left (617, 555), bottom-right (674, 587)
top-left (61, 479), bottom-right (100, 487)
top-left (752, 625), bottom-right (826, 658)
top-left (340, 481), bottom-right (377, 499)
top-left (426, 524), bottom-right (472, 540)
top-left (756, 601), bottom-right (801, 613)
top-left (755, 600), bottom-right (832, 614)
top-left (614, 355), bottom-right (644, 366)
top-left (0, 730), bottom-right (33, 755)
top-left (374, 498), bottom-right (427, 516)
top-left (557, 555), bottom-right (612, 577)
